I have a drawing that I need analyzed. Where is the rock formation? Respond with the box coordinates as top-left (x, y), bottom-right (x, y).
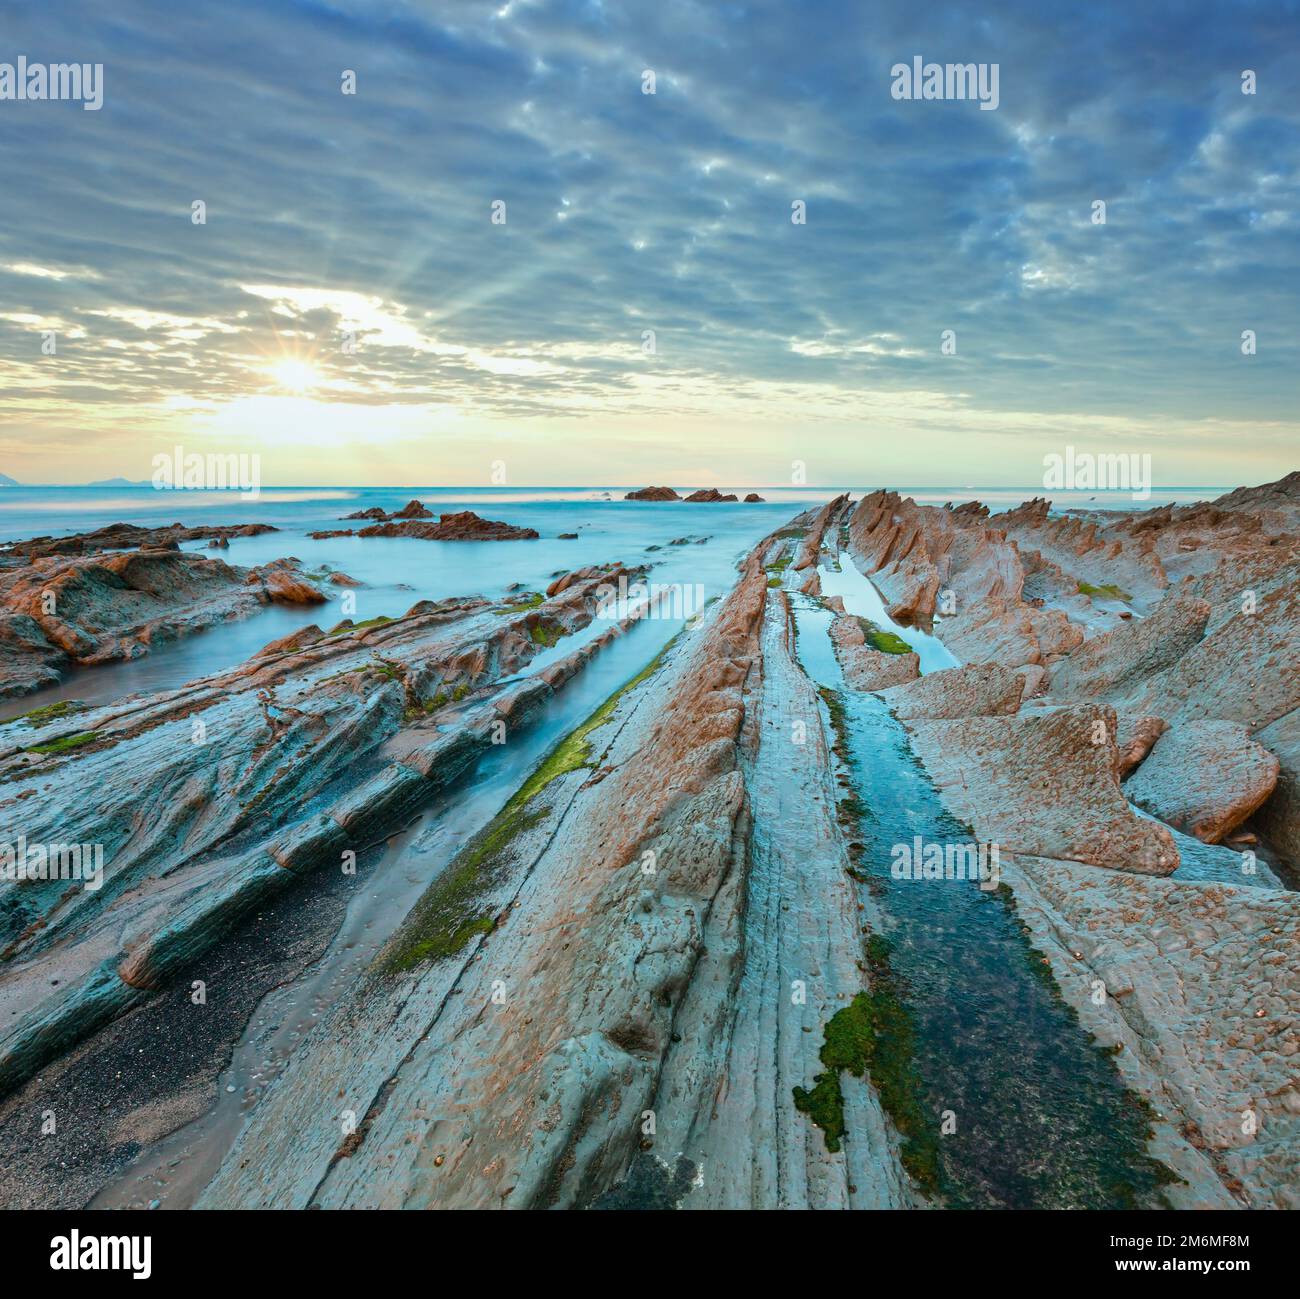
top-left (309, 510), bottom-right (539, 541)
top-left (0, 539), bottom-right (328, 698)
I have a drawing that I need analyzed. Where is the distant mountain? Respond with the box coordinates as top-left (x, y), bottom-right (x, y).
top-left (0, 472), bottom-right (19, 486)
top-left (87, 477), bottom-right (149, 486)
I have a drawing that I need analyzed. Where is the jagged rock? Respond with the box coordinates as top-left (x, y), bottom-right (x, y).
top-left (905, 704), bottom-right (1179, 875)
top-left (792, 494), bottom-right (849, 571)
top-left (0, 546), bottom-right (325, 697)
top-left (879, 662), bottom-right (1024, 719)
top-left (684, 488), bottom-right (739, 503)
top-left (624, 486), bottom-right (680, 501)
top-left (743, 493), bottom-right (765, 502)
top-left (1125, 720), bottom-right (1280, 843)
top-left (844, 490), bottom-right (1081, 671)
top-left (1213, 470), bottom-right (1300, 532)
top-left (392, 499), bottom-right (433, 519)
top-left (343, 500), bottom-right (432, 522)
top-left (250, 562), bottom-right (327, 604)
top-left (317, 511), bottom-right (541, 542)
top-left (1049, 596), bottom-right (1210, 702)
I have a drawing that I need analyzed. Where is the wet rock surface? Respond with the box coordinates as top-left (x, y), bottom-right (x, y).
top-left (0, 537), bottom-right (327, 698)
top-left (0, 562), bottom-right (642, 1098)
top-left (2, 478), bottom-right (1297, 1212)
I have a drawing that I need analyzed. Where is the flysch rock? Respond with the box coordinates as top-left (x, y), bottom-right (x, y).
top-left (829, 614), bottom-right (919, 690)
top-left (791, 494), bottom-right (849, 571)
top-left (904, 704), bottom-right (1180, 875)
top-left (1124, 720), bottom-right (1280, 844)
top-left (0, 565), bottom-right (643, 1098)
top-left (1255, 707), bottom-right (1300, 862)
top-left (843, 490), bottom-right (1083, 673)
top-left (198, 535), bottom-right (917, 1209)
top-left (0, 531), bottom-right (326, 698)
top-left (878, 662), bottom-right (1024, 719)
top-left (996, 852), bottom-right (1300, 1208)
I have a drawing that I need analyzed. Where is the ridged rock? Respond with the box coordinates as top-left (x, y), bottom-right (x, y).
top-left (905, 704), bottom-right (1179, 875)
top-left (1125, 720), bottom-right (1280, 844)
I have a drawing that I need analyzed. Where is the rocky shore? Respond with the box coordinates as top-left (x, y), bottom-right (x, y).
top-left (0, 476), bottom-right (1295, 1210)
top-left (0, 524), bottom-right (328, 699)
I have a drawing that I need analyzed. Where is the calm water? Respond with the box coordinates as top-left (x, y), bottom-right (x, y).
top-left (790, 577), bottom-right (1171, 1207)
top-left (0, 482), bottom-right (1225, 722)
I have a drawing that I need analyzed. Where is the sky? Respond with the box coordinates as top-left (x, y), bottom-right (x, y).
top-left (0, 0), bottom-right (1297, 489)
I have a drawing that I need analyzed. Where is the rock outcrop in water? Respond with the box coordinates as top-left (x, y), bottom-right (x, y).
top-left (684, 488), bottom-right (739, 502)
top-left (309, 510), bottom-right (539, 541)
top-left (1, 521), bottom-right (277, 561)
top-left (342, 499), bottom-right (433, 522)
top-left (1, 479), bottom-right (1297, 1212)
top-left (0, 535), bottom-right (327, 698)
top-left (624, 486), bottom-right (681, 501)
top-left (0, 562), bottom-right (645, 1097)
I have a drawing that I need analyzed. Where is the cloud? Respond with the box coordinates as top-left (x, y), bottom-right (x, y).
top-left (0, 0), bottom-right (1296, 485)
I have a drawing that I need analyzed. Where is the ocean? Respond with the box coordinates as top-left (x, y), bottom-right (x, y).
top-left (0, 483), bottom-right (1227, 722)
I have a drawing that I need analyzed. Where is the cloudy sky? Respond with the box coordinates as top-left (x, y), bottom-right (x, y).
top-left (1, 0), bottom-right (1297, 488)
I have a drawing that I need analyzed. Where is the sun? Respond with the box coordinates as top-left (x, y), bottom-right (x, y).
top-left (266, 359), bottom-right (321, 393)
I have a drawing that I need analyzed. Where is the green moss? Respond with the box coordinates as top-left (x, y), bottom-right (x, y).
top-left (494, 591), bottom-right (544, 615)
top-left (326, 615), bottom-right (394, 636)
top-left (25, 731), bottom-right (98, 755)
top-left (9, 700), bottom-right (86, 727)
top-left (529, 620), bottom-right (565, 648)
top-left (866, 628), bottom-right (911, 655)
top-left (766, 576), bottom-right (782, 589)
top-left (1077, 581), bottom-right (1131, 601)
top-left (793, 937), bottom-right (942, 1194)
top-left (380, 633), bottom-right (681, 973)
